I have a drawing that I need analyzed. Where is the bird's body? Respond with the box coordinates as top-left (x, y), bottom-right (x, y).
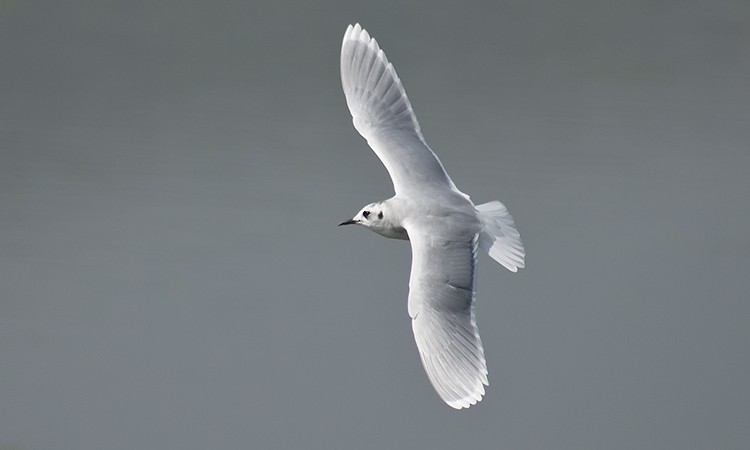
top-left (339, 24), bottom-right (525, 409)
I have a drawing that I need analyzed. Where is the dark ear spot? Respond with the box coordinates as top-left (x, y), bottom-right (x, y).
top-left (362, 211), bottom-right (370, 218)
top-left (378, 211), bottom-right (383, 219)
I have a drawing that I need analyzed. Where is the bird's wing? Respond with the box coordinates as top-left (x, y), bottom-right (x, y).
top-left (341, 24), bottom-right (459, 196)
top-left (407, 229), bottom-right (488, 409)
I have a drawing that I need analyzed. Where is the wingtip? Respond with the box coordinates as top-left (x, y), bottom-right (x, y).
top-left (343, 22), bottom-right (373, 45)
top-left (445, 387), bottom-right (487, 410)
top-left (441, 373), bottom-right (489, 409)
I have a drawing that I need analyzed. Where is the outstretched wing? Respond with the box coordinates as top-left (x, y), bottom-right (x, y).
top-left (407, 231), bottom-right (488, 409)
top-left (341, 24), bottom-right (459, 196)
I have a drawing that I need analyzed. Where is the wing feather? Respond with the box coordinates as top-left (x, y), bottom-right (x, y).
top-left (408, 232), bottom-right (489, 409)
top-left (341, 24), bottom-right (459, 195)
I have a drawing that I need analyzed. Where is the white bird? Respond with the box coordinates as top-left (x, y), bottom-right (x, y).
top-left (338, 24), bottom-right (525, 409)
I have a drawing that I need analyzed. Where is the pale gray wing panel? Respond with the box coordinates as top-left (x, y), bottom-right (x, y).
top-left (340, 24), bottom-right (457, 195)
top-left (407, 232), bottom-right (488, 409)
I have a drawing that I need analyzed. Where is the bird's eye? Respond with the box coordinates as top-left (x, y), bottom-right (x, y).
top-left (362, 211), bottom-right (370, 218)
top-left (378, 211), bottom-right (383, 219)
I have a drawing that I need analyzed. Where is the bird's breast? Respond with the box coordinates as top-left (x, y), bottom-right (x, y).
top-left (374, 225), bottom-right (409, 240)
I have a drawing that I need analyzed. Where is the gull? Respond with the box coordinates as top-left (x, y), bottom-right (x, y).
top-left (338, 24), bottom-right (525, 409)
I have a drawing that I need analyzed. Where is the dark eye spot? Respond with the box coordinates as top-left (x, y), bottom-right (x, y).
top-left (378, 211), bottom-right (383, 219)
top-left (362, 211), bottom-right (370, 218)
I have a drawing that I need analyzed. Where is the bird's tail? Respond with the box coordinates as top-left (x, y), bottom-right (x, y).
top-left (476, 201), bottom-right (525, 272)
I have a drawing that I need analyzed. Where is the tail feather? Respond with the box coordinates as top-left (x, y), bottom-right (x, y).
top-left (476, 201), bottom-right (525, 272)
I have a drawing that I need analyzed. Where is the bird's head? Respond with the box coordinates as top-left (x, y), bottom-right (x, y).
top-left (338, 202), bottom-right (383, 228)
top-left (338, 201), bottom-right (408, 240)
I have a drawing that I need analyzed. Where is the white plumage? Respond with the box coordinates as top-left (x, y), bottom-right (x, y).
top-left (339, 24), bottom-right (525, 409)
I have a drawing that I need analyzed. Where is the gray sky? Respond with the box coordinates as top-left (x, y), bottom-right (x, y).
top-left (1, 1), bottom-right (749, 449)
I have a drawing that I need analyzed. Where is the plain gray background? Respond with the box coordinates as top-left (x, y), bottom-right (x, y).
top-left (1, 1), bottom-right (749, 449)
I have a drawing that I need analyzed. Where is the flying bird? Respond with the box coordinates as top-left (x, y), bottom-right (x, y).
top-left (338, 24), bottom-right (525, 409)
